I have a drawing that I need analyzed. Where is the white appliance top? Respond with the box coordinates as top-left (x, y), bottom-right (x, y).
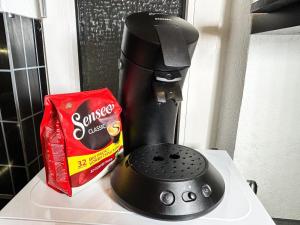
top-left (0, 150), bottom-right (275, 225)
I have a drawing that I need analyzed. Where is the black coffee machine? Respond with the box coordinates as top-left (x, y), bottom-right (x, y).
top-left (111, 12), bottom-right (225, 220)
top-left (117, 12), bottom-right (198, 154)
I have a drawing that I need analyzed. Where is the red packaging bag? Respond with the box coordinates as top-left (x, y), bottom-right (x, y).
top-left (40, 88), bottom-right (123, 196)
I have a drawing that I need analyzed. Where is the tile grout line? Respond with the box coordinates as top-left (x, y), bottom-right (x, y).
top-left (0, 66), bottom-right (45, 72)
top-left (27, 156), bottom-right (40, 167)
top-left (40, 21), bottom-right (50, 95)
top-left (0, 164), bottom-right (27, 168)
top-left (18, 15), bottom-right (32, 181)
top-left (0, 194), bottom-right (14, 199)
top-left (14, 65), bottom-right (45, 71)
top-left (20, 110), bottom-right (43, 122)
top-left (32, 19), bottom-right (43, 169)
top-left (0, 120), bottom-right (18, 124)
top-left (0, 110), bottom-right (16, 195)
top-left (0, 111), bottom-right (43, 124)
top-left (0, 155), bottom-right (41, 168)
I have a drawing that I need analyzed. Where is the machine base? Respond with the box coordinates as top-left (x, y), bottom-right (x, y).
top-left (111, 144), bottom-right (225, 220)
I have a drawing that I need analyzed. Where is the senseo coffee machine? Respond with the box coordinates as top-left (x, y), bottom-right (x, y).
top-left (117, 12), bottom-right (198, 153)
top-left (111, 12), bottom-right (225, 220)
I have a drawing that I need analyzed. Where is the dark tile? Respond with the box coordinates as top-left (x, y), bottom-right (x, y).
top-left (33, 113), bottom-right (43, 155)
top-left (0, 72), bottom-right (17, 121)
top-left (0, 198), bottom-right (11, 209)
top-left (38, 154), bottom-right (44, 168)
top-left (33, 20), bottom-right (44, 66)
top-left (0, 124), bottom-right (8, 164)
top-left (39, 68), bottom-right (48, 101)
top-left (21, 118), bottom-right (37, 163)
top-left (6, 15), bottom-right (26, 69)
top-left (15, 70), bottom-right (31, 118)
top-left (22, 17), bottom-right (37, 67)
top-left (11, 166), bottom-right (28, 193)
top-left (29, 159), bottom-right (39, 179)
top-left (0, 14), bottom-right (9, 70)
top-left (3, 122), bottom-right (25, 166)
top-left (0, 165), bottom-right (13, 194)
top-left (28, 69), bottom-right (42, 113)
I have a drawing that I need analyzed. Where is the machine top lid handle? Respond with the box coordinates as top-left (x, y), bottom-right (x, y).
top-left (155, 24), bottom-right (191, 68)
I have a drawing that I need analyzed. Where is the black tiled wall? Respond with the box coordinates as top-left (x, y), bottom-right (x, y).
top-left (76, 0), bottom-right (185, 95)
top-left (0, 13), bottom-right (48, 209)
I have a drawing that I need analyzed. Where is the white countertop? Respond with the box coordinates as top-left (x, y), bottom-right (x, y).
top-left (0, 150), bottom-right (275, 225)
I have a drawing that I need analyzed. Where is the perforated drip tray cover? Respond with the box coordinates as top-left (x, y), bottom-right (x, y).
top-left (129, 144), bottom-right (207, 181)
top-left (111, 143), bottom-right (226, 220)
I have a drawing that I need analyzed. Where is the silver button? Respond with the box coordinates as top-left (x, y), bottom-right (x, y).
top-left (160, 191), bottom-right (175, 206)
top-left (201, 184), bottom-right (212, 197)
top-left (182, 191), bottom-right (197, 202)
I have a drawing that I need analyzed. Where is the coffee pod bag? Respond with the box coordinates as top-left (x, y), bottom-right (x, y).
top-left (40, 88), bottom-right (123, 196)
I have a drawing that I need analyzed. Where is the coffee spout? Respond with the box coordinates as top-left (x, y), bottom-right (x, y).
top-left (153, 81), bottom-right (183, 103)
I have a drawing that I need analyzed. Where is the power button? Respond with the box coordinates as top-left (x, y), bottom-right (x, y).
top-left (182, 192), bottom-right (197, 202)
top-left (160, 191), bottom-right (175, 206)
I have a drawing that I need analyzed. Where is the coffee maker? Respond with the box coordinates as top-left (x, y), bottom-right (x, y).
top-left (117, 12), bottom-right (198, 154)
top-left (111, 12), bottom-right (225, 220)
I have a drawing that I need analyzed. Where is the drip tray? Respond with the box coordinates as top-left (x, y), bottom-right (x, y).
top-left (128, 144), bottom-right (207, 181)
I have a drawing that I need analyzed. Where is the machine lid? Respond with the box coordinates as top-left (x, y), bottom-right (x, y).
top-left (125, 12), bottom-right (198, 45)
top-left (121, 12), bottom-right (199, 71)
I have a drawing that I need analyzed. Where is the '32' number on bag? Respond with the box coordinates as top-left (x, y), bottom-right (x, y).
top-left (78, 159), bottom-right (87, 169)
